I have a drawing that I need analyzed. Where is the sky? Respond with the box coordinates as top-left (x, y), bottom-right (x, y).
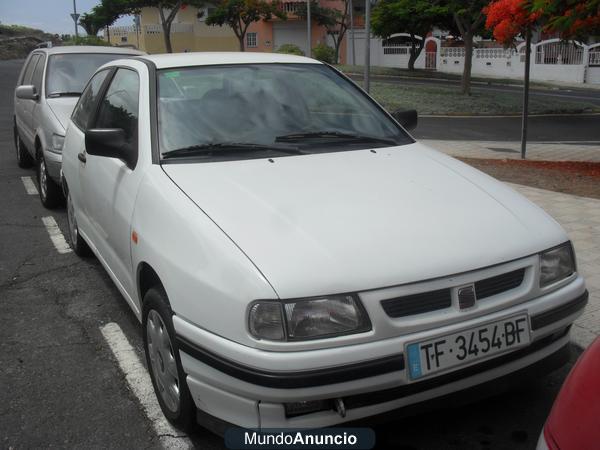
top-left (0, 0), bottom-right (131, 35)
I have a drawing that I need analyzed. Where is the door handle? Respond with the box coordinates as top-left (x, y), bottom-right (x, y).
top-left (77, 152), bottom-right (87, 164)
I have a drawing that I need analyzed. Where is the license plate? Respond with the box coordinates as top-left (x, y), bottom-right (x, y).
top-left (406, 314), bottom-right (530, 380)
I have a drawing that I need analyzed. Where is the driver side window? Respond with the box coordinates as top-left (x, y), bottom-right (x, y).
top-left (94, 68), bottom-right (140, 168)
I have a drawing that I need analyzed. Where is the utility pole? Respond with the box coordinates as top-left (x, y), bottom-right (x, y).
top-left (71, 0), bottom-right (79, 39)
top-left (363, 0), bottom-right (371, 92)
top-left (349, 0), bottom-right (355, 65)
top-left (521, 28), bottom-right (532, 159)
top-left (307, 0), bottom-right (311, 57)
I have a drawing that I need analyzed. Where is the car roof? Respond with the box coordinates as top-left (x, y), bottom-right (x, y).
top-left (138, 52), bottom-right (321, 69)
top-left (32, 46), bottom-right (146, 56)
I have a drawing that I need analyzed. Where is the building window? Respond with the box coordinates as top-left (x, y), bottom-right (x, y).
top-left (246, 32), bottom-right (258, 48)
top-left (121, 36), bottom-right (128, 43)
top-left (198, 6), bottom-right (217, 21)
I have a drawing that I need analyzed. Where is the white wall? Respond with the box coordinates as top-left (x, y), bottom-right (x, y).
top-left (347, 34), bottom-right (596, 84)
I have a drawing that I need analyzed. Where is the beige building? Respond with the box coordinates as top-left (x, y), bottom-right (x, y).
top-left (103, 6), bottom-right (239, 54)
top-left (103, 2), bottom-right (352, 63)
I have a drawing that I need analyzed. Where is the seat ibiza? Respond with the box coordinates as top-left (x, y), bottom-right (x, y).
top-left (61, 52), bottom-right (588, 431)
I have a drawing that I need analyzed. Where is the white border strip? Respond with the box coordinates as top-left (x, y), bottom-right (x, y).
top-left (21, 176), bottom-right (38, 195)
top-left (41, 216), bottom-right (72, 254)
top-left (100, 322), bottom-right (192, 449)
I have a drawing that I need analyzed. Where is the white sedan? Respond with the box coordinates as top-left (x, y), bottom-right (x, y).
top-left (61, 52), bottom-right (588, 431)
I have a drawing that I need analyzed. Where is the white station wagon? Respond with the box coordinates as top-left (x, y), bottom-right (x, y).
top-left (61, 53), bottom-right (588, 431)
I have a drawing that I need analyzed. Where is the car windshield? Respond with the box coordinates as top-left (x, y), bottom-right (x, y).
top-left (157, 63), bottom-right (412, 159)
top-left (46, 53), bottom-right (133, 97)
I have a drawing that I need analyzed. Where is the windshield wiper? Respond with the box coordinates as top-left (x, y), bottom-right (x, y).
top-left (47, 92), bottom-right (81, 98)
top-left (275, 131), bottom-right (398, 146)
top-left (161, 142), bottom-right (304, 159)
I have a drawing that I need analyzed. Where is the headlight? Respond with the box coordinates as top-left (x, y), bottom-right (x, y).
top-left (248, 294), bottom-right (371, 341)
top-left (540, 242), bottom-right (575, 287)
top-left (51, 134), bottom-right (65, 152)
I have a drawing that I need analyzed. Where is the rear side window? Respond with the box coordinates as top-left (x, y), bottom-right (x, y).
top-left (94, 68), bottom-right (140, 167)
top-left (31, 54), bottom-right (46, 95)
top-left (20, 54), bottom-right (40, 86)
top-left (72, 69), bottom-right (110, 131)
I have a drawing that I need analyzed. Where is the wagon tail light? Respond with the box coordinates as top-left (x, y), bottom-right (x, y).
top-left (248, 294), bottom-right (371, 341)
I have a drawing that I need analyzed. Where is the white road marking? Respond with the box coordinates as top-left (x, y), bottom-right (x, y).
top-left (21, 176), bottom-right (38, 195)
top-left (100, 322), bottom-right (192, 450)
top-left (41, 216), bottom-right (72, 254)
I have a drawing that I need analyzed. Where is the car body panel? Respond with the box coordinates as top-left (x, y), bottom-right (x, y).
top-left (540, 337), bottom-right (600, 450)
top-left (162, 143), bottom-right (567, 300)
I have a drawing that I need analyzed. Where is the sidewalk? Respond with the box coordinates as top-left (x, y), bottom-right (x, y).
top-left (510, 184), bottom-right (600, 348)
top-left (421, 140), bottom-right (600, 162)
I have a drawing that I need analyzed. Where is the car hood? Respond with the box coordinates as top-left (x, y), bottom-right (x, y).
top-left (162, 143), bottom-right (567, 299)
top-left (47, 97), bottom-right (79, 130)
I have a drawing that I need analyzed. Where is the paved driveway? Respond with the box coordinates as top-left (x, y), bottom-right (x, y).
top-left (511, 184), bottom-right (600, 347)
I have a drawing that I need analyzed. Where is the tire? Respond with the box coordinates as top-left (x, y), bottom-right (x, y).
top-left (66, 191), bottom-right (91, 257)
top-left (37, 154), bottom-right (63, 209)
top-left (14, 127), bottom-right (33, 168)
top-left (143, 287), bottom-right (196, 431)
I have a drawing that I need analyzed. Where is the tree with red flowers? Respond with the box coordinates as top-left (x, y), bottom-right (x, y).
top-left (532, 0), bottom-right (600, 40)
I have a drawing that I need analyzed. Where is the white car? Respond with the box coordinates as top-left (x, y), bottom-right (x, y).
top-left (61, 52), bottom-right (588, 431)
top-left (13, 46), bottom-right (144, 208)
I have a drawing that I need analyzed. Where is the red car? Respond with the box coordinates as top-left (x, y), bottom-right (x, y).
top-left (538, 336), bottom-right (600, 450)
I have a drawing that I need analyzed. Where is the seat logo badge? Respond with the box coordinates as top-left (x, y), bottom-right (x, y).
top-left (458, 284), bottom-right (476, 310)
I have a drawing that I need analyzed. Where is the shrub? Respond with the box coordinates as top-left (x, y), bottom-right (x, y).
top-left (62, 35), bottom-right (110, 46)
top-left (312, 43), bottom-right (335, 64)
top-left (275, 44), bottom-right (305, 56)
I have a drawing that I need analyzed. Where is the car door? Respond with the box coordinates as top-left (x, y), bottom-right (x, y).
top-left (28, 53), bottom-right (46, 144)
top-left (15, 53), bottom-right (41, 151)
top-left (80, 67), bottom-right (143, 299)
top-left (65, 68), bottom-right (112, 237)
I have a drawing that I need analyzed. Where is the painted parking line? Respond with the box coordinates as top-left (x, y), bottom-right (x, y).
top-left (41, 216), bottom-right (72, 254)
top-left (21, 176), bottom-right (38, 195)
top-left (100, 322), bottom-right (192, 450)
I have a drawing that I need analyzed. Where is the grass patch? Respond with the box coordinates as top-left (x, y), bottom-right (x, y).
top-left (336, 64), bottom-right (559, 89)
top-left (369, 81), bottom-right (600, 115)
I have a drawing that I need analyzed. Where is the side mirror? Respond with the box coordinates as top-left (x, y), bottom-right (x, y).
top-left (16, 85), bottom-right (39, 101)
top-left (85, 128), bottom-right (135, 168)
top-left (392, 109), bottom-right (418, 131)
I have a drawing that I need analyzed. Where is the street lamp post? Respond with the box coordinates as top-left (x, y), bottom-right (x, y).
top-left (363, 0), bottom-right (371, 92)
top-left (71, 0), bottom-right (80, 39)
top-left (307, 0), bottom-right (311, 57)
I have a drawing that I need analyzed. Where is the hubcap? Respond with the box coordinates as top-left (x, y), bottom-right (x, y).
top-left (67, 194), bottom-right (78, 245)
top-left (146, 310), bottom-right (180, 412)
top-left (39, 158), bottom-right (47, 200)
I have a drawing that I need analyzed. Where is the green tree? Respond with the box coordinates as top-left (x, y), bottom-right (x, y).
top-left (371, 0), bottom-right (448, 71)
top-left (79, 2), bottom-right (122, 36)
top-left (439, 0), bottom-right (489, 94)
top-left (205, 0), bottom-right (285, 51)
top-left (296, 0), bottom-right (350, 63)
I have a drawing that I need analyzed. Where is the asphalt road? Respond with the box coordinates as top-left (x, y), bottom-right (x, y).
top-left (352, 72), bottom-right (600, 106)
top-left (0, 59), bottom-right (584, 449)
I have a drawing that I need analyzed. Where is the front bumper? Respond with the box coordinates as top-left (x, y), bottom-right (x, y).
top-left (175, 281), bottom-right (587, 429)
top-left (43, 148), bottom-right (62, 183)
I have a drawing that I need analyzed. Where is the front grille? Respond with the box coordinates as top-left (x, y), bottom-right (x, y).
top-left (380, 268), bottom-right (526, 318)
top-left (475, 268), bottom-right (525, 300)
top-left (381, 289), bottom-right (452, 318)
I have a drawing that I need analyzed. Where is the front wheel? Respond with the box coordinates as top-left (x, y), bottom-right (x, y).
top-left (143, 287), bottom-right (196, 431)
top-left (66, 191), bottom-right (91, 256)
top-left (37, 154), bottom-right (63, 209)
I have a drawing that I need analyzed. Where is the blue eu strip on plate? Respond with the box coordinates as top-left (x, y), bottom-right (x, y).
top-left (407, 343), bottom-right (422, 379)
